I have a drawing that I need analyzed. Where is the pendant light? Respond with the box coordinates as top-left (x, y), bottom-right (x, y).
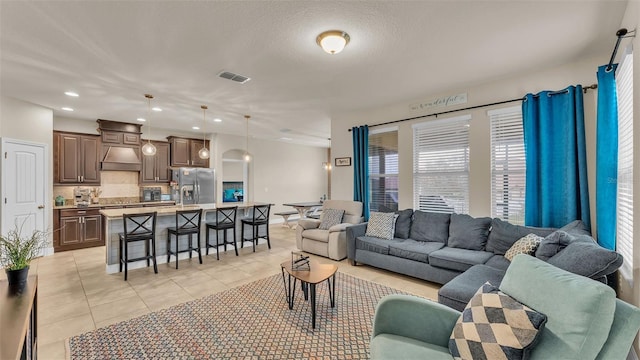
top-left (141, 94), bottom-right (157, 156)
top-left (198, 105), bottom-right (210, 159)
top-left (244, 115), bottom-right (251, 162)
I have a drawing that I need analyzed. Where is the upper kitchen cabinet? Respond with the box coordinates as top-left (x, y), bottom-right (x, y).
top-left (97, 119), bottom-right (142, 171)
top-left (54, 131), bottom-right (101, 185)
top-left (167, 136), bottom-right (210, 168)
top-left (140, 140), bottom-right (170, 183)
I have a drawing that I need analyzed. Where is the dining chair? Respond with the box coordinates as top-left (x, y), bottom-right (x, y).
top-left (119, 211), bottom-right (158, 281)
top-left (240, 204), bottom-right (271, 252)
top-left (205, 206), bottom-right (238, 260)
top-left (167, 208), bottom-right (203, 269)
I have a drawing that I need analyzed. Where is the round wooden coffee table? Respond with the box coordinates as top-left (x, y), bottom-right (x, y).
top-left (280, 259), bottom-right (338, 329)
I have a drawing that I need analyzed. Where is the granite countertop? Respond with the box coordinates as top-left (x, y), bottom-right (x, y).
top-left (54, 200), bottom-right (176, 210)
top-left (100, 202), bottom-right (270, 219)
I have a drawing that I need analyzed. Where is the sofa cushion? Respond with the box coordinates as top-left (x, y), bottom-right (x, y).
top-left (500, 255), bottom-right (616, 360)
top-left (484, 255), bottom-right (511, 272)
top-left (355, 236), bottom-right (395, 255)
top-left (410, 211), bottom-right (450, 243)
top-left (429, 247), bottom-right (494, 272)
top-left (388, 239), bottom-right (445, 263)
top-left (485, 218), bottom-right (555, 255)
top-left (447, 214), bottom-right (492, 250)
top-left (558, 219), bottom-right (591, 236)
top-left (534, 230), bottom-right (575, 261)
top-left (547, 241), bottom-right (623, 279)
top-left (302, 229), bottom-right (329, 242)
top-left (319, 208), bottom-right (345, 230)
top-left (438, 264), bottom-right (506, 312)
top-left (504, 233), bottom-right (543, 261)
top-left (394, 209), bottom-right (413, 239)
top-left (371, 334), bottom-right (453, 360)
top-left (366, 211), bottom-right (397, 240)
top-left (449, 282), bottom-right (547, 360)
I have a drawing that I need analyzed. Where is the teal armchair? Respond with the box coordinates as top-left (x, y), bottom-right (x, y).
top-left (371, 255), bottom-right (640, 360)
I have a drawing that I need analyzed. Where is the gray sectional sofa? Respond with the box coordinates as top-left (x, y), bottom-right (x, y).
top-left (346, 209), bottom-right (623, 311)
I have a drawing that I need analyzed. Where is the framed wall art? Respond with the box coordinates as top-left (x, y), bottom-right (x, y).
top-left (335, 157), bottom-right (352, 167)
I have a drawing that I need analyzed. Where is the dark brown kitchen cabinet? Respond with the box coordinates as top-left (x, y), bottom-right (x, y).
top-left (140, 141), bottom-right (170, 183)
top-left (54, 131), bottom-right (100, 185)
top-left (54, 208), bottom-right (103, 252)
top-left (167, 136), bottom-right (210, 168)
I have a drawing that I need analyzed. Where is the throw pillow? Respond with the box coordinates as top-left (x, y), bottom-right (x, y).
top-left (485, 218), bottom-right (555, 255)
top-left (394, 209), bottom-right (413, 239)
top-left (409, 210), bottom-right (450, 243)
top-left (547, 241), bottom-right (623, 279)
top-left (449, 282), bottom-right (547, 360)
top-left (504, 234), bottom-right (544, 262)
top-left (318, 208), bottom-right (345, 230)
top-left (365, 211), bottom-right (398, 240)
top-left (448, 214), bottom-right (492, 250)
top-left (534, 230), bottom-right (574, 261)
top-left (558, 219), bottom-right (591, 236)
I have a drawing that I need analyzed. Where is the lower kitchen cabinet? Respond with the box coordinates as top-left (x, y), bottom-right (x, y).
top-left (54, 208), bottom-right (103, 252)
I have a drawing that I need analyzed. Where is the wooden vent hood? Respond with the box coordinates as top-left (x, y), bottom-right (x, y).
top-left (97, 119), bottom-right (142, 171)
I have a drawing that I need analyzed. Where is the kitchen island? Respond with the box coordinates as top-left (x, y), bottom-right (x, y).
top-left (100, 202), bottom-right (270, 274)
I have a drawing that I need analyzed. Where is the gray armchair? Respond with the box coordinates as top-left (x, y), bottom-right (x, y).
top-left (295, 200), bottom-right (363, 260)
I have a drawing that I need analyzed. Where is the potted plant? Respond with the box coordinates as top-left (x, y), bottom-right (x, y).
top-left (0, 221), bottom-right (48, 286)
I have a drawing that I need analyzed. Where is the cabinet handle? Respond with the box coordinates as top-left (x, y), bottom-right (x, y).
top-left (77, 176), bottom-right (81, 182)
top-left (81, 175), bottom-right (84, 182)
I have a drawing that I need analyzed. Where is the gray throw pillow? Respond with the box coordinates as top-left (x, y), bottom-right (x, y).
top-left (558, 220), bottom-right (592, 236)
top-left (318, 208), bottom-right (345, 230)
top-left (534, 230), bottom-right (574, 261)
top-left (486, 218), bottom-right (555, 255)
top-left (409, 211), bottom-right (450, 243)
top-left (547, 241), bottom-right (622, 279)
top-left (394, 209), bottom-right (413, 239)
top-left (448, 214), bottom-right (492, 250)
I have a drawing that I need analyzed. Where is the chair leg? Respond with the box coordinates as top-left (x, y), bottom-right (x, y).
top-left (167, 233), bottom-right (171, 264)
top-left (175, 235), bottom-right (179, 269)
top-left (252, 225), bottom-right (256, 252)
top-left (189, 234), bottom-right (193, 259)
top-left (145, 237), bottom-right (150, 267)
top-left (124, 240), bottom-right (128, 281)
top-left (119, 238), bottom-right (123, 273)
top-left (240, 223), bottom-right (245, 248)
top-left (266, 223), bottom-right (271, 249)
top-left (205, 227), bottom-right (210, 256)
top-left (151, 237), bottom-right (158, 274)
top-left (232, 226), bottom-right (238, 256)
top-left (197, 233), bottom-right (203, 264)
top-left (216, 228), bottom-right (220, 261)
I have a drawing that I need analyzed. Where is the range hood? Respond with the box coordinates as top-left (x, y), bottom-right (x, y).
top-left (97, 119), bottom-right (143, 171)
top-left (101, 146), bottom-right (142, 171)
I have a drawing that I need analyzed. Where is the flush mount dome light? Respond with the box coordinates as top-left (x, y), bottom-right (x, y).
top-left (316, 30), bottom-right (350, 54)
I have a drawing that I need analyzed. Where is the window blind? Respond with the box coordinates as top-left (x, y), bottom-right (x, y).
top-left (369, 129), bottom-right (399, 212)
top-left (489, 106), bottom-right (525, 225)
top-left (616, 48), bottom-right (633, 280)
top-left (413, 115), bottom-right (470, 213)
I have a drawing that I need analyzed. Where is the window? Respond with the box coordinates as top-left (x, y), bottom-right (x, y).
top-left (413, 115), bottom-right (470, 213)
top-left (489, 106), bottom-right (526, 225)
top-left (616, 47), bottom-right (633, 280)
top-left (369, 128), bottom-right (398, 212)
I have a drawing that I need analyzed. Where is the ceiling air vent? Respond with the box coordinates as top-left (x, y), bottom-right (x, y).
top-left (218, 71), bottom-right (251, 84)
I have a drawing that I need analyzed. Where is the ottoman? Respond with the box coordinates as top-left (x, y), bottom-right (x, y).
top-left (437, 264), bottom-right (506, 311)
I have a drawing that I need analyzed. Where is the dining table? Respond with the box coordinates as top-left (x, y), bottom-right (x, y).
top-left (282, 201), bottom-right (323, 220)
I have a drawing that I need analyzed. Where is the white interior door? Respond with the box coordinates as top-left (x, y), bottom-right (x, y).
top-left (1, 138), bottom-right (47, 238)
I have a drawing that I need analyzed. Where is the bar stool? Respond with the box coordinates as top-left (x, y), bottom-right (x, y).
top-left (205, 206), bottom-right (238, 260)
top-left (119, 212), bottom-right (158, 281)
top-left (240, 204), bottom-right (271, 252)
top-left (167, 209), bottom-right (203, 269)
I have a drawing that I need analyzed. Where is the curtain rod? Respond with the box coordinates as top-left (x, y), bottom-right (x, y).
top-left (606, 28), bottom-right (635, 72)
top-left (348, 83), bottom-right (598, 132)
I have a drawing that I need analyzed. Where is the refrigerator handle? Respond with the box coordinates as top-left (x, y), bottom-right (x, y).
top-left (197, 184), bottom-right (201, 203)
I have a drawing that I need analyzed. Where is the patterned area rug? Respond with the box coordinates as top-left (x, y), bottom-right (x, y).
top-left (67, 272), bottom-right (408, 359)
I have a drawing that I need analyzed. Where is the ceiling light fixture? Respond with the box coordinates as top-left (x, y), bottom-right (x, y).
top-left (214, 118), bottom-right (222, 123)
top-left (137, 118), bottom-right (146, 122)
top-left (152, 107), bottom-right (162, 112)
top-left (198, 105), bottom-right (210, 160)
top-left (141, 94), bottom-right (157, 156)
top-left (64, 91), bottom-right (79, 97)
top-left (61, 107), bottom-right (74, 111)
top-left (316, 30), bottom-right (350, 55)
top-left (244, 115), bottom-right (251, 162)
top-left (192, 126), bottom-right (200, 130)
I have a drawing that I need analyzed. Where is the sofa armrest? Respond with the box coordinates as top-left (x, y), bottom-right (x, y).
top-left (328, 223), bottom-right (351, 233)
top-left (346, 222), bottom-right (367, 260)
top-left (298, 219), bottom-right (320, 230)
top-left (372, 294), bottom-right (461, 347)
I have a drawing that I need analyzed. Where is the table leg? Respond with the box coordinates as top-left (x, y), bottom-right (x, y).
top-left (310, 283), bottom-right (316, 329)
top-left (330, 274), bottom-right (336, 308)
top-left (302, 282), bottom-right (308, 301)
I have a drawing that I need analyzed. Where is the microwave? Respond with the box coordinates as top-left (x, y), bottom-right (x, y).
top-left (141, 187), bottom-right (161, 202)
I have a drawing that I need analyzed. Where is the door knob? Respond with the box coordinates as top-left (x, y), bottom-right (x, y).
top-left (37, 205), bottom-right (44, 209)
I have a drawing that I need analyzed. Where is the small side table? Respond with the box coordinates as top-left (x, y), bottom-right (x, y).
top-left (280, 259), bottom-right (337, 329)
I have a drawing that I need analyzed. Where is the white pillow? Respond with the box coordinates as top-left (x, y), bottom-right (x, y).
top-left (365, 212), bottom-right (398, 240)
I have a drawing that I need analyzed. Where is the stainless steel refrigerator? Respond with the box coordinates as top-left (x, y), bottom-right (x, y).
top-left (172, 167), bottom-right (216, 204)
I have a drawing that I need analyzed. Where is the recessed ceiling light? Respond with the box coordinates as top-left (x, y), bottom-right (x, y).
top-left (213, 118), bottom-right (222, 123)
top-left (64, 91), bottom-right (79, 97)
top-left (137, 118), bottom-right (146, 122)
top-left (61, 107), bottom-right (74, 111)
top-left (152, 107), bottom-right (162, 112)
top-left (279, 137), bottom-right (293, 141)
top-left (192, 126), bottom-right (200, 130)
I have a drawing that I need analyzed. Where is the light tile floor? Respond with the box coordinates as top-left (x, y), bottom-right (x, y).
top-left (28, 225), bottom-right (441, 359)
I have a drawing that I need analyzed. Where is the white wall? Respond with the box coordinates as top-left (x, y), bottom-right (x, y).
top-left (331, 56), bottom-right (601, 223)
top-left (0, 96), bottom-right (54, 246)
top-left (222, 160), bottom-right (244, 181)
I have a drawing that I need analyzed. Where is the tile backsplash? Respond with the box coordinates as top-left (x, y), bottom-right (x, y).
top-left (54, 171), bottom-right (169, 202)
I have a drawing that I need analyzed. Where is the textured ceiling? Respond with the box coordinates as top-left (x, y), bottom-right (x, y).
top-left (0, 1), bottom-right (627, 147)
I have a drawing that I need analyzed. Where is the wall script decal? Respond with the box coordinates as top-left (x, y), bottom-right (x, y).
top-left (410, 93), bottom-right (468, 112)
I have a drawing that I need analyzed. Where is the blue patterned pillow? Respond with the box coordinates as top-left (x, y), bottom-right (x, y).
top-left (319, 208), bottom-right (345, 230)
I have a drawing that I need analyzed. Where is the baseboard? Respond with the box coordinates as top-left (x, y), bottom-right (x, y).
top-left (629, 347), bottom-right (639, 360)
